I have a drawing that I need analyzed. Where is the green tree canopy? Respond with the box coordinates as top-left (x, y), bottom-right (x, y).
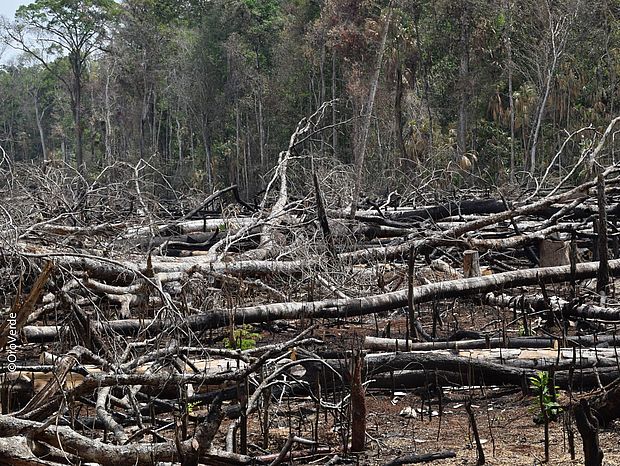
top-left (8, 0), bottom-right (119, 172)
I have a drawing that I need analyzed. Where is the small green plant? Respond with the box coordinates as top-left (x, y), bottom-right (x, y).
top-left (225, 325), bottom-right (261, 350)
top-left (529, 370), bottom-right (561, 463)
top-left (186, 401), bottom-right (201, 414)
top-left (529, 370), bottom-right (562, 424)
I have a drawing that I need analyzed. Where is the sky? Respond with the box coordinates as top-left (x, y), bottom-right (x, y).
top-left (0, 1), bottom-right (30, 63)
top-left (0, 0), bottom-right (29, 20)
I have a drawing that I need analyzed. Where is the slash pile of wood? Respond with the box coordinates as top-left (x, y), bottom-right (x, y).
top-left (3, 125), bottom-right (620, 464)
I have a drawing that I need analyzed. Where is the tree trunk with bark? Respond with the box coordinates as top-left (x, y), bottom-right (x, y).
top-left (574, 399), bottom-right (604, 466)
top-left (457, 0), bottom-right (470, 160)
top-left (349, 6), bottom-right (393, 218)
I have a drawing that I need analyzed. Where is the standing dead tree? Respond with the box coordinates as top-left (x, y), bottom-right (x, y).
top-left (349, 4), bottom-right (393, 218)
top-left (515, 0), bottom-right (581, 173)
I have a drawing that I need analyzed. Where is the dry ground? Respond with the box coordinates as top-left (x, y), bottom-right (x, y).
top-left (233, 387), bottom-right (620, 465)
top-left (227, 298), bottom-right (620, 466)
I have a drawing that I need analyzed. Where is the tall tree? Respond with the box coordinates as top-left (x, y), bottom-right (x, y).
top-left (457, 0), bottom-right (471, 161)
top-left (322, 0), bottom-right (394, 217)
top-left (24, 64), bottom-right (55, 163)
top-left (514, 0), bottom-right (581, 173)
top-left (503, 0), bottom-right (516, 180)
top-left (5, 0), bottom-right (118, 173)
top-left (349, 4), bottom-right (393, 218)
top-left (114, 0), bottom-right (185, 162)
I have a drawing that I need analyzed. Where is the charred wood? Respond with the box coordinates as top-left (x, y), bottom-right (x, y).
top-left (383, 450), bottom-right (457, 466)
top-left (21, 259), bottom-right (620, 342)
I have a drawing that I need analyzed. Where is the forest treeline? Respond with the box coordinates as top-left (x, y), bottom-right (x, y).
top-left (0, 0), bottom-right (618, 197)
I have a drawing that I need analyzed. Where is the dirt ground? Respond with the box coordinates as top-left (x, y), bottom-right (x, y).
top-left (358, 391), bottom-right (620, 466)
top-left (228, 301), bottom-right (620, 466)
top-left (234, 387), bottom-right (620, 465)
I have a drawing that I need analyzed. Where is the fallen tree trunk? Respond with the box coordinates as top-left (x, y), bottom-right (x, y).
top-left (360, 351), bottom-right (530, 386)
top-left (322, 361), bottom-right (620, 391)
top-left (21, 259), bottom-right (620, 342)
top-left (486, 292), bottom-right (620, 321)
top-left (0, 414), bottom-right (240, 466)
top-left (468, 223), bottom-right (573, 251)
top-left (371, 368), bottom-right (620, 391)
top-left (364, 335), bottom-right (555, 351)
top-left (124, 217), bottom-right (255, 240)
top-left (383, 451), bottom-right (457, 466)
top-left (365, 334), bottom-right (620, 352)
top-left (382, 199), bottom-right (620, 224)
top-left (25, 252), bottom-right (306, 286)
top-left (360, 349), bottom-right (620, 377)
top-left (454, 347), bottom-right (619, 370)
top-left (33, 222), bottom-right (126, 236)
top-left (386, 199), bottom-right (506, 222)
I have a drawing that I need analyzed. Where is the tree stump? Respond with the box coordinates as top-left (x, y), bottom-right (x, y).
top-left (463, 250), bottom-right (481, 278)
top-left (350, 351), bottom-right (366, 452)
top-left (539, 239), bottom-right (570, 268)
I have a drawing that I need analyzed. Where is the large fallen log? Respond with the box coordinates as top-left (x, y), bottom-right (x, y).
top-left (354, 351), bottom-right (530, 386)
top-left (317, 353), bottom-right (620, 390)
top-left (365, 336), bottom-right (554, 351)
top-left (467, 223), bottom-right (573, 251)
top-left (385, 199), bottom-right (506, 222)
top-left (25, 252), bottom-right (305, 285)
top-left (364, 335), bottom-right (620, 351)
top-left (380, 199), bottom-right (620, 224)
top-left (0, 414), bottom-right (243, 466)
top-left (123, 217), bottom-right (256, 239)
top-left (446, 347), bottom-right (619, 370)
top-left (363, 335), bottom-right (620, 351)
top-left (383, 451), bottom-right (457, 466)
top-left (361, 349), bottom-right (620, 376)
top-left (21, 259), bottom-right (620, 342)
top-left (485, 292), bottom-right (620, 322)
top-left (368, 367), bottom-right (619, 391)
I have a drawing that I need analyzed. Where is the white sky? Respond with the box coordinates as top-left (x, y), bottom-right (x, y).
top-left (0, 0), bottom-right (29, 20)
top-left (0, 1), bottom-right (29, 63)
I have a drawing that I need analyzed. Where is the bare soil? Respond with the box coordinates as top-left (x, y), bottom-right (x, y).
top-left (227, 298), bottom-right (620, 466)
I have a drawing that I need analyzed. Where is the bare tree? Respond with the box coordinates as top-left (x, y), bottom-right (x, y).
top-left (457, 0), bottom-right (471, 161)
top-left (349, 3), bottom-right (393, 218)
top-left (503, 0), bottom-right (516, 181)
top-left (515, 0), bottom-right (581, 174)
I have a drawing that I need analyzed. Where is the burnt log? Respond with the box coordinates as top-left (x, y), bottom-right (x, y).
top-left (21, 259), bottom-right (620, 342)
top-left (387, 199), bottom-right (506, 222)
top-left (485, 292), bottom-right (620, 322)
top-left (365, 336), bottom-right (555, 351)
top-left (383, 451), bottom-right (457, 466)
top-left (320, 363), bottom-right (619, 391)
